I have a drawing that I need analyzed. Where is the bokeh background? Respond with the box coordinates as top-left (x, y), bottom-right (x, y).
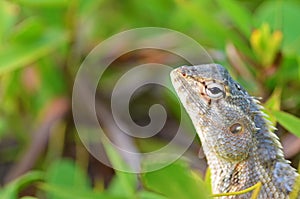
top-left (0, 0), bottom-right (300, 198)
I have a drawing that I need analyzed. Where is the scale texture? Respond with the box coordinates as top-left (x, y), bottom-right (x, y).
top-left (170, 64), bottom-right (299, 198)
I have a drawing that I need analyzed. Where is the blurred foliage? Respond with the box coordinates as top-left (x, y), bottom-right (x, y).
top-left (0, 0), bottom-right (300, 198)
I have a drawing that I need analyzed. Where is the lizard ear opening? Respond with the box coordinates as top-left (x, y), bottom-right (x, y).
top-left (205, 82), bottom-right (225, 99)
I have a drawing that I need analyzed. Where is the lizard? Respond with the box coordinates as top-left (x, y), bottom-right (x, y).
top-left (170, 64), bottom-right (299, 198)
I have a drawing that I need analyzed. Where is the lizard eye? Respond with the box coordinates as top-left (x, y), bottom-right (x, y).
top-left (205, 82), bottom-right (225, 99)
top-left (229, 123), bottom-right (243, 134)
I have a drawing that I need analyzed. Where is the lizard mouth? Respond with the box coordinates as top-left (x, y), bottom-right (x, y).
top-left (170, 67), bottom-right (210, 116)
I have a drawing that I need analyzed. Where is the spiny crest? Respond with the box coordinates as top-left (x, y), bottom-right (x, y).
top-left (249, 95), bottom-right (286, 161)
top-left (249, 95), bottom-right (278, 132)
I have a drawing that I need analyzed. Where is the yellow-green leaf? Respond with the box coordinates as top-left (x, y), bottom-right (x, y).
top-left (270, 110), bottom-right (300, 137)
top-left (142, 160), bottom-right (211, 199)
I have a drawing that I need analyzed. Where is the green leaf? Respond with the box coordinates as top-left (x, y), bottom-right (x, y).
top-left (78, 0), bottom-right (105, 17)
top-left (0, 171), bottom-right (43, 199)
top-left (0, 30), bottom-right (68, 75)
top-left (15, 0), bottom-right (69, 7)
top-left (106, 174), bottom-right (137, 198)
top-left (204, 168), bottom-right (212, 195)
top-left (270, 110), bottom-right (300, 137)
top-left (264, 88), bottom-right (282, 111)
top-left (254, 1), bottom-right (300, 56)
top-left (10, 17), bottom-right (45, 44)
top-left (174, 0), bottom-right (253, 57)
top-left (45, 159), bottom-right (92, 199)
top-left (216, 0), bottom-right (252, 37)
top-left (0, 1), bottom-right (18, 44)
top-left (174, 0), bottom-right (227, 48)
top-left (142, 160), bottom-right (211, 199)
top-left (298, 57), bottom-right (300, 81)
top-left (289, 174), bottom-right (300, 199)
top-left (101, 134), bottom-right (137, 198)
top-left (264, 87), bottom-right (282, 125)
top-left (39, 183), bottom-right (126, 199)
top-left (137, 191), bottom-right (167, 199)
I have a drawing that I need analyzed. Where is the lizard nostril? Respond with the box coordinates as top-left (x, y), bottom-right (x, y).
top-left (229, 123), bottom-right (243, 134)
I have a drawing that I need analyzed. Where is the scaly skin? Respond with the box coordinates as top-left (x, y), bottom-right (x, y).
top-left (170, 64), bottom-right (299, 198)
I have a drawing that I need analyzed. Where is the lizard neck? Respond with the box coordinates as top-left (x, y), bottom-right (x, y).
top-left (207, 153), bottom-right (257, 194)
top-left (206, 149), bottom-right (297, 198)
top-left (202, 124), bottom-right (298, 198)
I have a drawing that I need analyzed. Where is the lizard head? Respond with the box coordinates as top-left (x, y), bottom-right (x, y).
top-left (171, 64), bottom-right (296, 196)
top-left (170, 64), bottom-right (258, 162)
